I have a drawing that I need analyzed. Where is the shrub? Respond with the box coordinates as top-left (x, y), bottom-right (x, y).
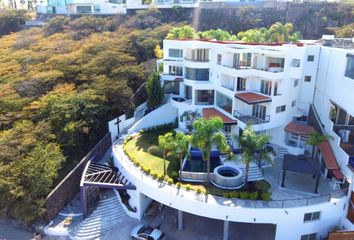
top-left (223, 193), bottom-right (230, 198)
top-left (230, 191), bottom-right (238, 198)
top-left (158, 174), bottom-right (164, 182)
top-left (196, 188), bottom-right (202, 194)
top-left (204, 190), bottom-right (210, 195)
top-left (151, 172), bottom-right (158, 179)
top-left (167, 178), bottom-right (173, 185)
top-left (147, 145), bottom-right (162, 156)
top-left (139, 129), bottom-right (144, 134)
top-left (249, 192), bottom-right (259, 200)
top-left (239, 191), bottom-right (249, 199)
top-left (142, 166), bottom-right (151, 174)
top-left (107, 156), bottom-right (114, 167)
top-left (261, 192), bottom-right (272, 201)
top-left (126, 135), bottom-right (133, 141)
top-left (185, 184), bottom-right (191, 191)
top-left (254, 180), bottom-right (271, 192)
top-left (176, 182), bottom-right (181, 188)
top-left (171, 171), bottom-right (179, 179)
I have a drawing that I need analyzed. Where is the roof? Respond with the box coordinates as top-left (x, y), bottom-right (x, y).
top-left (283, 154), bottom-right (321, 176)
top-left (202, 108), bottom-right (237, 124)
top-left (235, 92), bottom-right (272, 104)
top-left (318, 140), bottom-right (339, 170)
top-left (328, 231), bottom-right (354, 240)
top-left (284, 122), bottom-right (316, 135)
top-left (171, 38), bottom-right (304, 47)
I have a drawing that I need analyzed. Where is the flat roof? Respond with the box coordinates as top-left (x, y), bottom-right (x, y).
top-left (284, 122), bottom-right (316, 135)
top-left (202, 108), bottom-right (237, 124)
top-left (235, 92), bottom-right (272, 104)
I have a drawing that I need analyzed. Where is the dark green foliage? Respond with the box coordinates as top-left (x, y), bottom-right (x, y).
top-left (146, 70), bottom-right (163, 109)
top-left (0, 10), bottom-right (28, 37)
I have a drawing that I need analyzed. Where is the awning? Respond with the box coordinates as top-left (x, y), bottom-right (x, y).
top-left (235, 92), bottom-right (272, 104)
top-left (202, 108), bottom-right (237, 125)
top-left (319, 140), bottom-right (339, 170)
top-left (331, 169), bottom-right (344, 180)
top-left (284, 122), bottom-right (316, 135)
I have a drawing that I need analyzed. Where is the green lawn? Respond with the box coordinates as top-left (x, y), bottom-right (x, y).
top-left (124, 129), bottom-right (272, 198)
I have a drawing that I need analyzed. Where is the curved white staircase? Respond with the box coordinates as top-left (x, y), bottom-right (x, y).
top-left (69, 191), bottom-right (127, 240)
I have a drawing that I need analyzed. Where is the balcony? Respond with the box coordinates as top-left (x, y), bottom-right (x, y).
top-left (233, 110), bottom-right (270, 125)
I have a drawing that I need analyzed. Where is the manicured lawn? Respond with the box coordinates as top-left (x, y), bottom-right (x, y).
top-left (124, 128), bottom-right (180, 177)
top-left (124, 129), bottom-right (271, 199)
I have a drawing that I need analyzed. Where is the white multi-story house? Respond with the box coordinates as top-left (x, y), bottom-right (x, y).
top-left (106, 37), bottom-right (354, 240)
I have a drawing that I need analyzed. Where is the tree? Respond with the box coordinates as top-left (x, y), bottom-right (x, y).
top-left (154, 44), bottom-right (163, 59)
top-left (238, 124), bottom-right (272, 185)
top-left (172, 132), bottom-right (192, 180)
top-left (166, 25), bottom-right (197, 40)
top-left (306, 131), bottom-right (332, 159)
top-left (43, 16), bottom-right (69, 36)
top-left (0, 10), bottom-right (28, 37)
top-left (158, 132), bottom-right (174, 176)
top-left (146, 70), bottom-right (163, 110)
top-left (191, 117), bottom-right (230, 180)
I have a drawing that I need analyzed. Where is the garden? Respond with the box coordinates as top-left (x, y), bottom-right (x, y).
top-left (123, 120), bottom-right (273, 201)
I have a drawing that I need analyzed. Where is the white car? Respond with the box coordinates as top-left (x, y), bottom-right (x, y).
top-left (130, 224), bottom-right (167, 240)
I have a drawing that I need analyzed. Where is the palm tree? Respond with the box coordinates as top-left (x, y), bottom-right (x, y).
top-left (238, 124), bottom-right (271, 185)
top-left (306, 131), bottom-right (333, 159)
top-left (158, 132), bottom-right (174, 176)
top-left (191, 117), bottom-right (230, 181)
top-left (172, 132), bottom-right (192, 180)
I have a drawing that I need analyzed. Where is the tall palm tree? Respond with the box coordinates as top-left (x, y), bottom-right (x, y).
top-left (306, 131), bottom-right (333, 159)
top-left (158, 132), bottom-right (174, 176)
top-left (238, 124), bottom-right (271, 185)
top-left (172, 132), bottom-right (192, 180)
top-left (191, 117), bottom-right (230, 181)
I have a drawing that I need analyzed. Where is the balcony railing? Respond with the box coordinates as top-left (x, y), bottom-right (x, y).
top-left (185, 57), bottom-right (210, 62)
top-left (233, 110), bottom-right (270, 125)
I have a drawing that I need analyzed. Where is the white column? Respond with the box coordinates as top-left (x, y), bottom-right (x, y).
top-left (223, 220), bottom-right (229, 240)
top-left (178, 210), bottom-right (183, 230)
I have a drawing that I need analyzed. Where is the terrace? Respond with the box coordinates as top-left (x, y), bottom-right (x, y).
top-left (118, 127), bottom-right (346, 208)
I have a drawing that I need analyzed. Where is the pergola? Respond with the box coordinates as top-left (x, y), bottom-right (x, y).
top-left (80, 161), bottom-right (136, 217)
top-left (281, 154), bottom-right (321, 194)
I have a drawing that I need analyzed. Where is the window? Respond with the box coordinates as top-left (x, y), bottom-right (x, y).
top-left (329, 101), bottom-right (338, 123)
top-left (195, 90), bottom-right (214, 105)
top-left (345, 54), bottom-right (354, 79)
top-left (237, 77), bottom-right (246, 91)
top-left (76, 5), bottom-right (92, 13)
top-left (168, 66), bottom-right (183, 76)
top-left (185, 85), bottom-right (192, 100)
top-left (260, 80), bottom-right (272, 95)
top-left (304, 76), bottom-right (311, 82)
top-left (294, 79), bottom-right (299, 87)
top-left (252, 104), bottom-right (267, 121)
top-left (274, 82), bottom-right (279, 96)
top-left (276, 105), bottom-right (286, 113)
top-left (185, 68), bottom-right (209, 81)
top-left (217, 54), bottom-right (222, 65)
top-left (300, 233), bottom-right (317, 240)
top-left (292, 100), bottom-right (296, 107)
top-left (169, 49), bottom-right (183, 58)
top-left (163, 81), bottom-right (179, 95)
top-left (190, 49), bottom-right (209, 62)
top-left (216, 91), bottom-right (232, 114)
top-left (307, 55), bottom-right (315, 62)
top-left (304, 211), bottom-right (321, 222)
top-left (291, 59), bottom-right (301, 67)
top-left (93, 5), bottom-right (100, 13)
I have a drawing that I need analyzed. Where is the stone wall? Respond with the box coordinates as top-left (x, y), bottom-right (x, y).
top-left (44, 132), bottom-right (111, 221)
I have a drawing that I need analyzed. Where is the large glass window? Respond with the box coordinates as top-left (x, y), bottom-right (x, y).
top-left (169, 49), bottom-right (183, 58)
top-left (216, 91), bottom-right (232, 114)
top-left (237, 77), bottom-right (246, 91)
top-left (189, 49), bottom-right (209, 62)
top-left (168, 66), bottom-right (183, 76)
top-left (195, 90), bottom-right (214, 105)
top-left (164, 81), bottom-right (179, 95)
top-left (252, 104), bottom-right (267, 120)
top-left (185, 85), bottom-right (192, 100)
top-left (304, 212), bottom-right (321, 222)
top-left (337, 108), bottom-right (347, 125)
top-left (185, 68), bottom-right (209, 81)
top-left (329, 102), bottom-right (338, 123)
top-left (77, 5), bottom-right (92, 13)
top-left (217, 54), bottom-right (222, 65)
top-left (260, 80), bottom-right (272, 95)
top-left (345, 54), bottom-right (354, 79)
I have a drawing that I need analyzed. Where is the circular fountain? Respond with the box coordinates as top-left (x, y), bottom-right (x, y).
top-left (212, 165), bottom-right (244, 189)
